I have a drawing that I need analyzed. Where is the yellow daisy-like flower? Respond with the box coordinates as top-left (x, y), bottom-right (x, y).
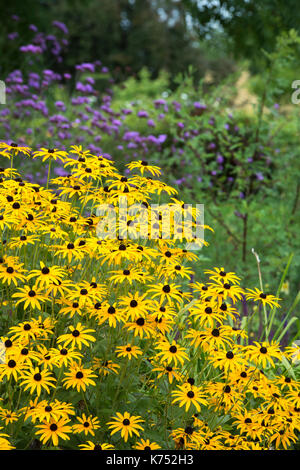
top-left (72, 413), bottom-right (100, 436)
top-left (19, 367), bottom-right (56, 396)
top-left (79, 441), bottom-right (114, 450)
top-left (57, 323), bottom-right (96, 350)
top-left (245, 288), bottom-right (281, 309)
top-left (107, 412), bottom-right (144, 442)
top-left (0, 409), bottom-right (19, 426)
top-left (151, 362), bottom-right (183, 384)
top-left (12, 284), bottom-right (47, 310)
top-left (133, 438), bottom-right (161, 450)
top-left (0, 427), bottom-right (15, 450)
top-left (126, 160), bottom-right (161, 176)
top-left (244, 341), bottom-right (282, 368)
top-left (62, 362), bottom-right (97, 392)
top-left (171, 384), bottom-right (208, 412)
top-left (35, 418), bottom-right (72, 446)
top-left (115, 344), bottom-right (143, 360)
top-left (155, 340), bottom-right (189, 366)
top-left (0, 141), bottom-right (31, 156)
top-left (32, 147), bottom-right (68, 162)
top-left (92, 358), bottom-right (120, 376)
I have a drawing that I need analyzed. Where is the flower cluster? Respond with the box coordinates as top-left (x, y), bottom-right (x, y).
top-left (0, 143), bottom-right (299, 450)
top-left (1, 18), bottom-right (277, 202)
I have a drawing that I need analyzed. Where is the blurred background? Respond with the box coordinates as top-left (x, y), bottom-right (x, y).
top-left (0, 0), bottom-right (300, 340)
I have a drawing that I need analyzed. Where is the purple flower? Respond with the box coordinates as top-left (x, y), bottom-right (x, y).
top-left (8, 32), bottom-right (19, 40)
top-left (193, 101), bottom-right (206, 110)
top-left (255, 172), bottom-right (264, 181)
top-left (52, 21), bottom-right (69, 35)
top-left (76, 63), bottom-right (95, 73)
top-left (217, 154), bottom-right (224, 164)
top-left (172, 101), bottom-right (181, 111)
top-left (55, 101), bottom-right (66, 111)
top-left (208, 142), bottom-right (216, 150)
top-left (154, 98), bottom-right (166, 108)
top-left (137, 110), bottom-right (149, 118)
top-left (20, 44), bottom-right (43, 54)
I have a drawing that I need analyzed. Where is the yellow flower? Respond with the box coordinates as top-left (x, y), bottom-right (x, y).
top-left (62, 362), bottom-right (97, 392)
top-left (133, 439), bottom-right (161, 450)
top-left (171, 384), bottom-right (207, 412)
top-left (19, 367), bottom-right (56, 396)
top-left (57, 323), bottom-right (96, 350)
top-left (115, 344), bottom-right (143, 360)
top-left (72, 413), bottom-right (100, 436)
top-left (107, 412), bottom-right (144, 442)
top-left (35, 418), bottom-right (72, 446)
top-left (32, 147), bottom-right (68, 162)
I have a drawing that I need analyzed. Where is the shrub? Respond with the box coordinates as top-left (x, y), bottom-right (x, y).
top-left (0, 143), bottom-right (299, 450)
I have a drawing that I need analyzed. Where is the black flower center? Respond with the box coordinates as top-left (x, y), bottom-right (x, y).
top-left (185, 426), bottom-right (194, 434)
top-left (212, 328), bottom-right (220, 337)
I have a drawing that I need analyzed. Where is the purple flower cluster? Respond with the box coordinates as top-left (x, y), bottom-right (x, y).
top-left (1, 16), bottom-right (276, 198)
